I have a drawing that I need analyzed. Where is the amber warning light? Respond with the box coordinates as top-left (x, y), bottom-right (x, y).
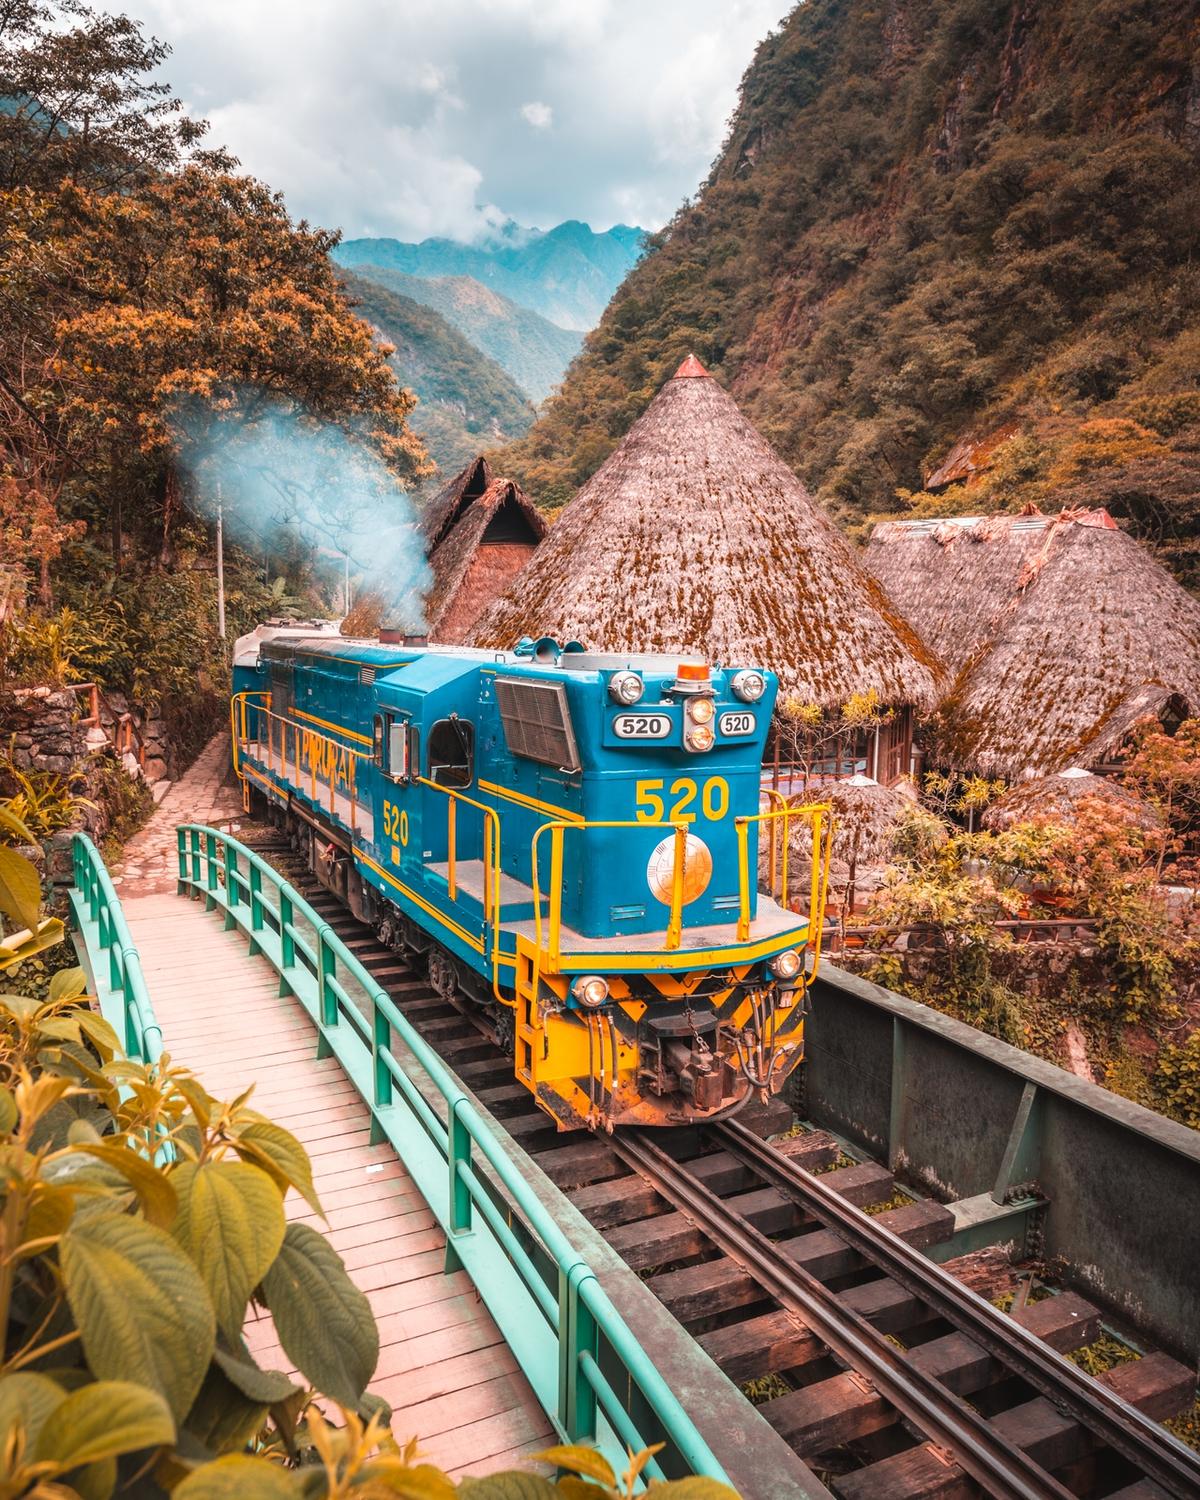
top-left (675, 662), bottom-right (710, 682)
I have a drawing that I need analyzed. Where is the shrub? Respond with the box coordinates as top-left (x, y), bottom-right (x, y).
top-left (1155, 1031), bottom-right (1200, 1129)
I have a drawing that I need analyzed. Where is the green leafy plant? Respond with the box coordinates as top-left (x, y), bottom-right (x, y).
top-left (0, 762), bottom-right (97, 842)
top-left (0, 803), bottom-right (64, 969)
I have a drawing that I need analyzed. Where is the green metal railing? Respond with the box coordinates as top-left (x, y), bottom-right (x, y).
top-left (69, 832), bottom-right (162, 1065)
top-left (176, 823), bottom-right (728, 1487)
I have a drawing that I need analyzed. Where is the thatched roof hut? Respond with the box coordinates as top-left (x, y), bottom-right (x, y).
top-left (425, 463), bottom-right (546, 644)
top-left (983, 767), bottom-right (1165, 833)
top-left (762, 775), bottom-right (914, 908)
top-left (866, 509), bottom-right (1200, 778)
top-left (420, 455), bottom-right (493, 551)
top-left (471, 357), bottom-right (943, 712)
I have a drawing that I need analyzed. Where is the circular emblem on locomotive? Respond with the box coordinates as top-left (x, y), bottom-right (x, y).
top-left (645, 833), bottom-right (713, 906)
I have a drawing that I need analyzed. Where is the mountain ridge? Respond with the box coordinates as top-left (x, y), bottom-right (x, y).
top-left (333, 219), bottom-right (647, 332)
top-left (338, 270), bottom-right (534, 480)
top-left (346, 265), bottom-right (582, 404)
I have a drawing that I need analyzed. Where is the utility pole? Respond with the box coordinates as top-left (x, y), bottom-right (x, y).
top-left (343, 552), bottom-right (351, 616)
top-left (216, 482), bottom-right (226, 639)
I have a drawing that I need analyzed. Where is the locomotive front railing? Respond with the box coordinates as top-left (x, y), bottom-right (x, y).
top-left (175, 823), bottom-right (729, 1488)
top-left (736, 800), bottom-right (833, 973)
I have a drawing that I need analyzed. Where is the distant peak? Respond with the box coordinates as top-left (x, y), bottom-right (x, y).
top-left (673, 353), bottom-right (710, 379)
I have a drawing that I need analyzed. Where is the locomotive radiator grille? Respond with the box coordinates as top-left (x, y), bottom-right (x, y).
top-left (495, 677), bottom-right (581, 772)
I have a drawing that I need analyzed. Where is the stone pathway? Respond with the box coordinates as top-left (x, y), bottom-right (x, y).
top-left (114, 732), bottom-right (245, 897)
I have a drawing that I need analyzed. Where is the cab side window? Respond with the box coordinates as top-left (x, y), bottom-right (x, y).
top-left (428, 716), bottom-right (474, 788)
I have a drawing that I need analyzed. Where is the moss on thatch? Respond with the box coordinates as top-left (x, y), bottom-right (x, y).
top-left (426, 472), bottom-right (545, 643)
top-left (471, 359), bottom-right (944, 710)
top-left (983, 767), bottom-right (1165, 833)
top-left (867, 510), bottom-right (1200, 778)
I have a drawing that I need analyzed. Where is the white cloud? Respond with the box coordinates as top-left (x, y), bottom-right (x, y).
top-left (520, 100), bottom-right (553, 130)
top-left (102, 0), bottom-right (788, 241)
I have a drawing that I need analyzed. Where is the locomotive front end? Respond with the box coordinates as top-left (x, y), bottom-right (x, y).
top-left (494, 648), bottom-right (832, 1131)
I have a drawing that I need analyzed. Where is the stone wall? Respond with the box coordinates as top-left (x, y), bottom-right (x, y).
top-left (3, 687), bottom-right (90, 774)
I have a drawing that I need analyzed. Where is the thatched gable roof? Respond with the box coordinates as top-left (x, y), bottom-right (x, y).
top-left (426, 474), bottom-right (546, 643)
top-left (872, 510), bottom-right (1200, 778)
top-left (470, 358), bottom-right (944, 710)
top-left (420, 455), bottom-right (493, 551)
top-left (983, 767), bottom-right (1164, 833)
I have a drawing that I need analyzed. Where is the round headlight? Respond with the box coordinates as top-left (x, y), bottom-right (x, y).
top-left (574, 975), bottom-right (610, 1008)
top-left (769, 948), bottom-right (802, 980)
top-left (646, 834), bottom-right (712, 905)
top-left (689, 697), bottom-right (715, 724)
top-left (685, 724), bottom-right (715, 752)
top-left (609, 670), bottom-right (643, 706)
top-left (732, 669), bottom-right (766, 703)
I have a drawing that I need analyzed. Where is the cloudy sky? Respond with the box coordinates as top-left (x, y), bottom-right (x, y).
top-left (107, 0), bottom-right (789, 243)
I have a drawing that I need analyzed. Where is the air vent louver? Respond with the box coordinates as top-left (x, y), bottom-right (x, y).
top-left (359, 667), bottom-right (376, 685)
top-left (495, 677), bottom-right (581, 772)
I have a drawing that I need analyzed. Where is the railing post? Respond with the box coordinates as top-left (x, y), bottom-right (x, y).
top-left (370, 997), bottom-right (392, 1145)
top-left (316, 927), bottom-right (337, 1045)
top-left (445, 1099), bottom-right (473, 1273)
top-left (278, 889), bottom-right (295, 996)
top-left (223, 841), bottom-right (239, 931)
top-left (561, 1266), bottom-right (599, 1442)
top-left (447, 796), bottom-right (457, 902)
top-left (190, 827), bottom-right (201, 886)
top-left (247, 863), bottom-right (263, 955)
top-left (666, 822), bottom-right (687, 951)
top-left (549, 825), bottom-right (564, 970)
top-left (735, 817), bottom-right (751, 941)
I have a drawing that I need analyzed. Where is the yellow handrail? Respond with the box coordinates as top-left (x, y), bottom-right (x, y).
top-left (734, 800), bottom-right (834, 977)
top-left (530, 817), bottom-right (691, 972)
top-left (416, 776), bottom-right (506, 1002)
top-left (232, 693), bottom-right (370, 834)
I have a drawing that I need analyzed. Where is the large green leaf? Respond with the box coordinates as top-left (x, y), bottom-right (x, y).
top-left (458, 1476), bottom-right (558, 1498)
top-left (0, 803), bottom-right (34, 845)
top-left (0, 917), bottom-right (66, 970)
top-left (60, 1211), bottom-right (216, 1420)
top-left (34, 1379), bottom-right (174, 1469)
top-left (0, 1086), bottom-right (15, 1135)
top-left (171, 1161), bottom-right (285, 1341)
top-left (211, 1346), bottom-right (299, 1404)
top-left (0, 1372), bottom-right (64, 1451)
top-left (48, 967), bottom-right (88, 1003)
top-left (0, 844), bottom-right (43, 934)
top-left (260, 1222), bottom-right (377, 1406)
top-left (182, 1362), bottom-right (270, 1458)
top-left (69, 1142), bottom-right (178, 1229)
top-left (233, 1120), bottom-right (322, 1215)
top-left (173, 1454), bottom-right (299, 1499)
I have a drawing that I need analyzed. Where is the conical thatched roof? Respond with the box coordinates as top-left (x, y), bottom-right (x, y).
top-left (983, 767), bottom-right (1165, 833)
top-left (471, 358), bottom-right (944, 710)
top-left (426, 475), bottom-right (545, 642)
top-left (868, 509), bottom-right (1200, 778)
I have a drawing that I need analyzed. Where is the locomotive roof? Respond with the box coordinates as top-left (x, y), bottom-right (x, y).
top-left (468, 356), bottom-right (945, 713)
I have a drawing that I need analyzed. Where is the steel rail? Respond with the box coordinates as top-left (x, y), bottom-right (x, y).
top-left (612, 1130), bottom-right (1075, 1500)
top-left (716, 1118), bottom-right (1200, 1499)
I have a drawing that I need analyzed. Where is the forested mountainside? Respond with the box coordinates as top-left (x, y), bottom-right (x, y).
top-left (500, 0), bottom-right (1200, 581)
top-left (334, 220), bottom-right (646, 331)
top-left (346, 265), bottom-right (582, 404)
top-left (340, 273), bottom-right (534, 477)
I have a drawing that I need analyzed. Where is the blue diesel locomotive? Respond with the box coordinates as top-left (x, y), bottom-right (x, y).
top-left (231, 624), bottom-right (830, 1130)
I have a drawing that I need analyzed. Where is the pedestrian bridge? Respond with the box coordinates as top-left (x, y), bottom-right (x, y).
top-left (66, 822), bottom-right (733, 1490)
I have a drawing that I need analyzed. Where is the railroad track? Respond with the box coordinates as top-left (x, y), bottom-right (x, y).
top-left (243, 828), bottom-right (1200, 1499)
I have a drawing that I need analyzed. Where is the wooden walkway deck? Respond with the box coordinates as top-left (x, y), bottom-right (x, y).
top-left (122, 888), bottom-right (554, 1480)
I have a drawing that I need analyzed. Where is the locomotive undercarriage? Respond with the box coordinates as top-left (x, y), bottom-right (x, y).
top-left (260, 792), bottom-right (807, 1131)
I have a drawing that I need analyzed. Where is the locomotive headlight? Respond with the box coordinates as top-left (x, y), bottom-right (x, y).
top-left (689, 697), bottom-right (715, 724)
top-left (647, 834), bottom-right (713, 905)
top-left (769, 948), bottom-right (802, 980)
top-left (609, 670), bottom-right (643, 706)
top-left (732, 669), bottom-right (766, 703)
top-left (685, 723), bottom-right (715, 752)
top-left (573, 975), bottom-right (610, 1008)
